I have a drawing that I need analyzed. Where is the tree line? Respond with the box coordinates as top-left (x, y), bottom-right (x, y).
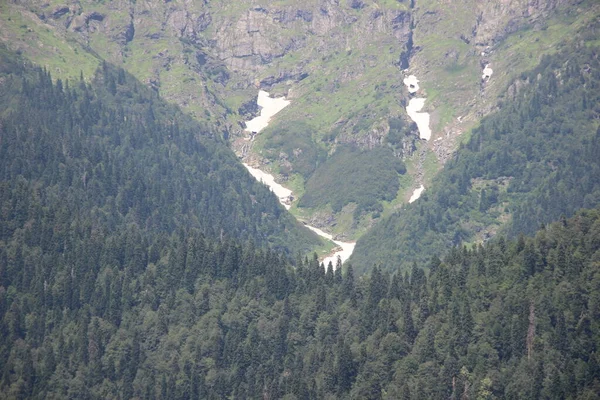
top-left (352, 38), bottom-right (600, 274)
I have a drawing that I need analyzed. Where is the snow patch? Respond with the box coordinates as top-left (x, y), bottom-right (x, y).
top-left (482, 64), bottom-right (493, 80)
top-left (403, 75), bottom-right (420, 94)
top-left (305, 225), bottom-right (356, 269)
top-left (243, 163), bottom-right (293, 209)
top-left (243, 165), bottom-right (356, 268)
top-left (406, 98), bottom-right (431, 140)
top-left (245, 90), bottom-right (290, 134)
top-left (409, 185), bottom-right (425, 203)
top-left (403, 74), bottom-right (431, 140)
top-left (304, 225), bottom-right (334, 241)
top-left (322, 243), bottom-right (356, 270)
top-left (242, 90), bottom-right (355, 268)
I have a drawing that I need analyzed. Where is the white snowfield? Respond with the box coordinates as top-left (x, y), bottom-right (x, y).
top-left (243, 163), bottom-right (292, 209)
top-left (403, 75), bottom-right (430, 202)
top-left (242, 90), bottom-right (355, 268)
top-left (245, 90), bottom-right (291, 133)
top-left (406, 98), bottom-right (432, 141)
top-left (403, 74), bottom-right (431, 141)
top-left (482, 65), bottom-right (493, 80)
top-left (409, 184), bottom-right (425, 203)
top-left (305, 226), bottom-right (356, 269)
top-left (403, 75), bottom-right (420, 94)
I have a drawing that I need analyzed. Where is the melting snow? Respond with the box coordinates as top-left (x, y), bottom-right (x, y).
top-left (305, 225), bottom-right (356, 269)
top-left (406, 98), bottom-right (432, 140)
top-left (245, 90), bottom-right (290, 134)
top-left (482, 64), bottom-right (493, 80)
top-left (409, 185), bottom-right (425, 203)
top-left (403, 75), bottom-right (420, 94)
top-left (243, 163), bottom-right (293, 209)
top-left (403, 74), bottom-right (431, 140)
top-left (242, 91), bottom-right (355, 268)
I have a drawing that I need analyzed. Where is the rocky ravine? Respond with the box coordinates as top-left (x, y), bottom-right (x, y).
top-left (5, 0), bottom-right (596, 244)
top-left (242, 90), bottom-right (356, 268)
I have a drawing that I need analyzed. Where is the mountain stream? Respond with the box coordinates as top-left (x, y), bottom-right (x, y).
top-left (243, 76), bottom-right (432, 266)
top-left (243, 91), bottom-right (355, 269)
top-left (403, 75), bottom-right (430, 202)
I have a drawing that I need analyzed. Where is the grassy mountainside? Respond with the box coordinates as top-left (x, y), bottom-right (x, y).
top-left (238, 0), bottom-right (600, 237)
top-left (351, 41), bottom-right (600, 273)
top-left (0, 48), bottom-right (322, 256)
top-left (3, 0), bottom-right (597, 240)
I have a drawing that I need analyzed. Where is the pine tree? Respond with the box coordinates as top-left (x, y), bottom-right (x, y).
top-left (336, 338), bottom-right (356, 394)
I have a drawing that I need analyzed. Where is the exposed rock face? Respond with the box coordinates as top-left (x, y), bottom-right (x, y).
top-left (50, 6), bottom-right (70, 20)
top-left (6, 0), bottom-right (594, 236)
top-left (467, 0), bottom-right (579, 46)
top-left (412, 0), bottom-right (581, 56)
top-left (211, 2), bottom-right (412, 76)
top-left (238, 95), bottom-right (260, 120)
top-left (213, 9), bottom-right (293, 71)
top-left (18, 0), bottom-right (584, 98)
top-left (260, 70), bottom-right (309, 90)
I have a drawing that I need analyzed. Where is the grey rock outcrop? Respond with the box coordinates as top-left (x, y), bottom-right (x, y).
top-left (211, 2), bottom-right (412, 76)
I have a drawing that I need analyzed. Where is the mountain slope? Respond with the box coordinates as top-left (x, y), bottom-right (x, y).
top-left (3, 0), bottom-right (597, 241)
top-left (0, 48), bottom-right (322, 256)
top-left (350, 41), bottom-right (600, 273)
top-left (3, 136), bottom-right (600, 398)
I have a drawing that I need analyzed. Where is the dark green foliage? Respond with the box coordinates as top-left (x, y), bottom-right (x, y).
top-left (385, 116), bottom-right (414, 155)
top-left (261, 121), bottom-right (327, 178)
top-left (0, 50), bottom-right (320, 257)
top-left (3, 166), bottom-right (600, 399)
top-left (1, 40), bottom-right (600, 400)
top-left (299, 145), bottom-right (406, 217)
top-left (352, 44), bottom-right (600, 273)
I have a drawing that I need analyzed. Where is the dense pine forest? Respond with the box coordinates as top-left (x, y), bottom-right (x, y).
top-left (1, 36), bottom-right (600, 399)
top-left (0, 48), bottom-right (322, 258)
top-left (352, 43), bottom-right (600, 273)
top-left (2, 149), bottom-right (600, 398)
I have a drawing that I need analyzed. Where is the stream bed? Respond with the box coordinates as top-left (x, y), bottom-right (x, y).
top-left (243, 91), bottom-right (355, 268)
